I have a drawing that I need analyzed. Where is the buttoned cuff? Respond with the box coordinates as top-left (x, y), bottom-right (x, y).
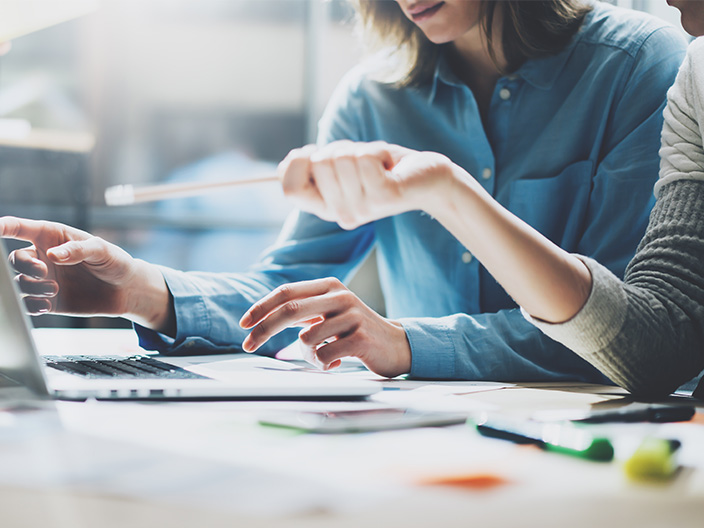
top-left (134, 266), bottom-right (213, 354)
top-left (401, 318), bottom-right (457, 379)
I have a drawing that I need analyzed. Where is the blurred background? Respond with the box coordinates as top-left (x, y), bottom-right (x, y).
top-left (0, 0), bottom-right (687, 328)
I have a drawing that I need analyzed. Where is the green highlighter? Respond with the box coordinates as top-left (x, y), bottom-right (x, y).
top-left (472, 415), bottom-right (614, 462)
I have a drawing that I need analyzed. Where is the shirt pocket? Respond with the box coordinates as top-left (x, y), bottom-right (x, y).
top-left (508, 160), bottom-right (594, 250)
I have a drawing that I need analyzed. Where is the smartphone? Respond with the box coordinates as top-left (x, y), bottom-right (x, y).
top-left (259, 408), bottom-right (468, 433)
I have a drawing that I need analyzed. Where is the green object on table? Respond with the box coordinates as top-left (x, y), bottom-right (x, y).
top-left (624, 438), bottom-right (681, 481)
top-left (472, 415), bottom-right (614, 462)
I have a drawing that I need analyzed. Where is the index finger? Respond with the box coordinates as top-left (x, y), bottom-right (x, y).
top-left (0, 216), bottom-right (86, 245)
top-left (0, 216), bottom-right (49, 243)
top-left (239, 277), bottom-right (344, 329)
top-left (278, 145), bottom-right (318, 195)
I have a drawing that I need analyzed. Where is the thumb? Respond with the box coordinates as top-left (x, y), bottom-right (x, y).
top-left (46, 237), bottom-right (110, 266)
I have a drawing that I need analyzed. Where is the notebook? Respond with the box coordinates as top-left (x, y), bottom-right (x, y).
top-left (0, 241), bottom-right (378, 401)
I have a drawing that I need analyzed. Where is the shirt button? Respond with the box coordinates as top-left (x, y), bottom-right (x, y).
top-left (462, 251), bottom-right (473, 264)
top-left (481, 167), bottom-right (492, 180)
top-left (499, 88), bottom-right (511, 100)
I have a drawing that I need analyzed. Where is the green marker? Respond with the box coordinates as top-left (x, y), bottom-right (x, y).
top-left (472, 415), bottom-right (614, 462)
top-left (624, 438), bottom-right (681, 481)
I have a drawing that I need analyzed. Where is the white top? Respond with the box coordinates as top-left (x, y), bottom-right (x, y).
top-left (655, 37), bottom-right (704, 195)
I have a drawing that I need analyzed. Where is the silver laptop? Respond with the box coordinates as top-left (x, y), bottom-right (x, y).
top-left (0, 241), bottom-right (378, 401)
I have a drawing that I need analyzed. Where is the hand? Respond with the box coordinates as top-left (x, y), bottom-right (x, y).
top-left (278, 140), bottom-right (456, 230)
top-left (239, 277), bottom-right (411, 378)
top-left (0, 216), bottom-right (173, 332)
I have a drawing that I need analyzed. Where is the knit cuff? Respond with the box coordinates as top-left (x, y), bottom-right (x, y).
top-left (522, 256), bottom-right (628, 355)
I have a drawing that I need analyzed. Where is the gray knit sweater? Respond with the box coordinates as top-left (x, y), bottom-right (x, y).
top-left (527, 38), bottom-right (704, 398)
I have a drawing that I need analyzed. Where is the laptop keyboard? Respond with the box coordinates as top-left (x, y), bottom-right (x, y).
top-left (42, 355), bottom-right (208, 379)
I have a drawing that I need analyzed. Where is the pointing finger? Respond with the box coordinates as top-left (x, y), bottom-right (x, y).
top-left (240, 277), bottom-right (344, 329)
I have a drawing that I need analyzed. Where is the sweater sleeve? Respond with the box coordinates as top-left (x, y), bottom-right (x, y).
top-left (527, 180), bottom-right (704, 398)
top-left (525, 40), bottom-right (704, 398)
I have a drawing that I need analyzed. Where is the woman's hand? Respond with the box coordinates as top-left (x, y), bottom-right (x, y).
top-left (239, 277), bottom-right (411, 378)
top-left (278, 140), bottom-right (457, 229)
top-left (0, 216), bottom-right (174, 333)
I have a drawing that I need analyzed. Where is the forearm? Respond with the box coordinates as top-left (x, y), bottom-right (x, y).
top-left (528, 181), bottom-right (704, 397)
top-left (135, 215), bottom-right (374, 355)
top-left (425, 163), bottom-right (592, 323)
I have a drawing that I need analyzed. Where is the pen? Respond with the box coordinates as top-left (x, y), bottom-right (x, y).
top-left (573, 404), bottom-right (695, 424)
top-left (104, 173), bottom-right (279, 206)
top-left (472, 414), bottom-right (614, 462)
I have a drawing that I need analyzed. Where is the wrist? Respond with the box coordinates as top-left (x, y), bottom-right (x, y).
top-left (419, 157), bottom-right (475, 220)
top-left (389, 320), bottom-right (412, 376)
top-left (125, 260), bottom-right (176, 335)
top-left (443, 170), bottom-right (492, 237)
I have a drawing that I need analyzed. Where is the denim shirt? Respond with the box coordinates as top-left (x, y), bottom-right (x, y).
top-left (137, 3), bottom-right (686, 383)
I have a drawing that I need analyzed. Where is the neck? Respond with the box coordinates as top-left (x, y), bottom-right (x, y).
top-left (447, 9), bottom-right (507, 126)
top-left (450, 8), bottom-right (507, 85)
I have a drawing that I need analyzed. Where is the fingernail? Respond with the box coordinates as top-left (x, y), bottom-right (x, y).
top-left (51, 248), bottom-right (69, 260)
top-left (239, 314), bottom-right (252, 328)
top-left (242, 336), bottom-right (257, 353)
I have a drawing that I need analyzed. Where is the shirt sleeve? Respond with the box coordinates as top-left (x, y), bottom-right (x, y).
top-left (135, 73), bottom-right (375, 357)
top-left (407, 27), bottom-right (686, 383)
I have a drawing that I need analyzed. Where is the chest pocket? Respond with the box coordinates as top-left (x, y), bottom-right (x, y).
top-left (508, 160), bottom-right (594, 251)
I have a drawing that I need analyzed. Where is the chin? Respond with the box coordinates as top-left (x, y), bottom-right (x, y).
top-left (679, 19), bottom-right (704, 37)
top-left (670, 1), bottom-right (704, 37)
top-left (682, 22), bottom-right (704, 37)
top-left (420, 29), bottom-right (459, 45)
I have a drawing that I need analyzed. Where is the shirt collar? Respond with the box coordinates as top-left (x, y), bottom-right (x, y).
top-left (512, 29), bottom-right (583, 90)
top-left (428, 51), bottom-right (466, 102)
top-left (428, 21), bottom-right (585, 100)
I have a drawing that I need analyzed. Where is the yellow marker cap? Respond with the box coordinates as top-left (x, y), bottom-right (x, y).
top-left (623, 438), bottom-right (681, 482)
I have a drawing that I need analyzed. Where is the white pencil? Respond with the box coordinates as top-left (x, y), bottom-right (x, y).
top-left (104, 173), bottom-right (280, 206)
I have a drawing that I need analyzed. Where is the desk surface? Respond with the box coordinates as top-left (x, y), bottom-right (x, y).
top-left (1, 328), bottom-right (702, 528)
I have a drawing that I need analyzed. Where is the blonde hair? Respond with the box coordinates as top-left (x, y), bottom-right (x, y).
top-left (350, 0), bottom-right (592, 86)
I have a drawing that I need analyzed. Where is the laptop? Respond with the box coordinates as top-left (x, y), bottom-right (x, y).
top-left (0, 241), bottom-right (379, 401)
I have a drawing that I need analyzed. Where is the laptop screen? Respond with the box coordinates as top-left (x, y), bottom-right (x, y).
top-left (0, 240), bottom-right (50, 398)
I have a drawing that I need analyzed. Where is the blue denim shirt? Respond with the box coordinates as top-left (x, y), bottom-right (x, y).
top-left (137, 3), bottom-right (686, 383)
